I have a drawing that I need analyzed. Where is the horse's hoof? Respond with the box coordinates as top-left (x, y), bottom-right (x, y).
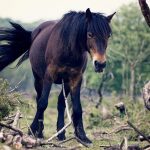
top-left (36, 132), bottom-right (44, 139)
top-left (28, 129), bottom-right (44, 139)
top-left (57, 134), bottom-right (66, 141)
top-left (75, 134), bottom-right (92, 147)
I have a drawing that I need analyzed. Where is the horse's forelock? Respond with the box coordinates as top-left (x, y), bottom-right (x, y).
top-left (88, 13), bottom-right (112, 40)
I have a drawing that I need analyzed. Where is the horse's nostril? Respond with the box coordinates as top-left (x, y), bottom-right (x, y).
top-left (94, 61), bottom-right (106, 69)
top-left (94, 60), bottom-right (99, 67)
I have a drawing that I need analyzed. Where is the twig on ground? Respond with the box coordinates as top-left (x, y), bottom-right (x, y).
top-left (75, 136), bottom-right (91, 147)
top-left (120, 137), bottom-right (128, 150)
top-left (58, 137), bottom-right (75, 145)
top-left (127, 121), bottom-right (150, 143)
top-left (0, 122), bottom-right (23, 136)
top-left (100, 145), bottom-right (111, 148)
top-left (12, 110), bottom-right (21, 128)
top-left (47, 79), bottom-right (72, 142)
top-left (143, 145), bottom-right (150, 149)
top-left (110, 124), bottom-right (132, 134)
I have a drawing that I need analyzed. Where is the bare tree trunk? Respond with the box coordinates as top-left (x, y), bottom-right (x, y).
top-left (122, 62), bottom-right (126, 96)
top-left (139, 0), bottom-right (150, 27)
top-left (130, 64), bottom-right (135, 101)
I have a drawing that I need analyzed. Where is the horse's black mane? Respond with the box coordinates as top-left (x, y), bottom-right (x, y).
top-left (58, 11), bottom-right (111, 50)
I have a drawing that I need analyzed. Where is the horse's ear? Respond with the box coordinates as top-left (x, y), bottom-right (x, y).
top-left (86, 8), bottom-right (92, 21)
top-left (106, 12), bottom-right (116, 23)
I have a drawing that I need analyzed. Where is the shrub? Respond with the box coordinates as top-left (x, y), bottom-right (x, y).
top-left (0, 79), bottom-right (21, 120)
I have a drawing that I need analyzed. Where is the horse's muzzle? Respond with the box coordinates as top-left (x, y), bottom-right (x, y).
top-left (94, 61), bottom-right (106, 72)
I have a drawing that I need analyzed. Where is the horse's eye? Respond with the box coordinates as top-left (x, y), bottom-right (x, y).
top-left (87, 32), bottom-right (93, 38)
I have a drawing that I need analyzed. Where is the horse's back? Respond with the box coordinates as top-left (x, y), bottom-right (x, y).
top-left (30, 21), bottom-right (57, 78)
top-left (31, 21), bottom-right (58, 41)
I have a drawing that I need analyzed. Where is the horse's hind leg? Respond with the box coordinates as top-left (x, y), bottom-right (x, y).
top-left (33, 71), bottom-right (43, 102)
top-left (57, 83), bottom-right (70, 141)
top-left (28, 71), bottom-right (43, 137)
top-left (29, 73), bottom-right (52, 138)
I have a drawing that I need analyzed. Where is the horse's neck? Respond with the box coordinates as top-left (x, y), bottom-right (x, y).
top-left (58, 50), bottom-right (87, 68)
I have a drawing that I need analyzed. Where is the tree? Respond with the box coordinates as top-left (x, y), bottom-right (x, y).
top-left (109, 3), bottom-right (150, 100)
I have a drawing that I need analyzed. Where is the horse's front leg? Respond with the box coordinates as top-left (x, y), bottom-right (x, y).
top-left (30, 79), bottom-right (52, 138)
top-left (70, 77), bottom-right (92, 145)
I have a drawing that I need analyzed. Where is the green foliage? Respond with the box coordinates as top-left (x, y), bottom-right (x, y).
top-left (108, 3), bottom-right (150, 98)
top-left (0, 79), bottom-right (21, 120)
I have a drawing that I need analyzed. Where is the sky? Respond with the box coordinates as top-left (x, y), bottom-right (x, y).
top-left (0, 0), bottom-right (138, 23)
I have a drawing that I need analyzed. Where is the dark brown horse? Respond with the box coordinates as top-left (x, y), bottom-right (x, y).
top-left (0, 8), bottom-right (115, 145)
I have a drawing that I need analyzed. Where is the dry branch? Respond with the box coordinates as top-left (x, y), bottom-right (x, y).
top-left (110, 124), bottom-right (132, 134)
top-left (127, 121), bottom-right (150, 143)
top-left (143, 81), bottom-right (150, 110)
top-left (58, 137), bottom-right (75, 145)
top-left (12, 110), bottom-right (21, 129)
top-left (0, 122), bottom-right (23, 136)
top-left (120, 137), bottom-right (128, 150)
top-left (139, 0), bottom-right (150, 27)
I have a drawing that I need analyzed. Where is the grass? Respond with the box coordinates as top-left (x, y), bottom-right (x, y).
top-left (1, 90), bottom-right (150, 149)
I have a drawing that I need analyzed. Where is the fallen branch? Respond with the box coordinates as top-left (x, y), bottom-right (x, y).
top-left (110, 124), bottom-right (132, 134)
top-left (143, 145), bottom-right (150, 149)
top-left (58, 137), bottom-right (75, 145)
top-left (127, 121), bottom-right (150, 143)
top-left (75, 136), bottom-right (91, 147)
top-left (120, 137), bottom-right (128, 150)
top-left (0, 122), bottom-right (23, 136)
top-left (100, 145), bottom-right (110, 148)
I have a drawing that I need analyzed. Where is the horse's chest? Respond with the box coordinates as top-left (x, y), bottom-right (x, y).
top-left (47, 66), bottom-right (81, 84)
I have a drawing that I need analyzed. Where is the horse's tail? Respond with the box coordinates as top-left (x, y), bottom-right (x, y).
top-left (0, 22), bottom-right (32, 71)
